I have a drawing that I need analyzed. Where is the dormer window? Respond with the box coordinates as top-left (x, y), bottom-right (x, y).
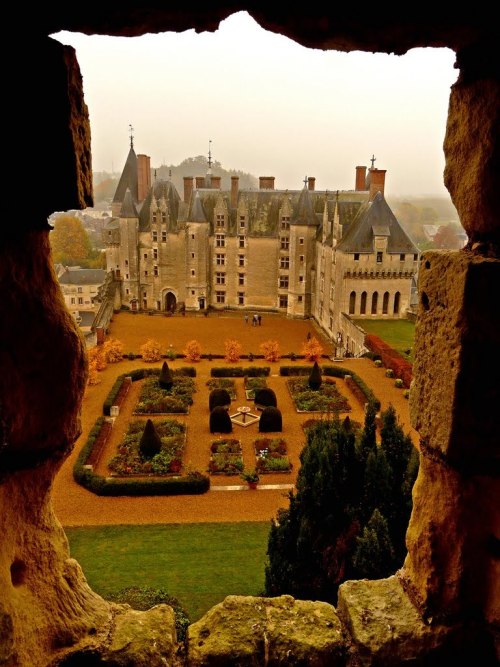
top-left (161, 212), bottom-right (167, 224)
top-left (354, 253), bottom-right (360, 261)
top-left (377, 252), bottom-right (383, 263)
top-left (152, 212), bottom-right (157, 223)
top-left (216, 214), bottom-right (225, 228)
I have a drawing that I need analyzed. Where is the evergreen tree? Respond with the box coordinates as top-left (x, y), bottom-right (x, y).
top-left (308, 361), bottom-right (322, 390)
top-left (159, 361), bottom-right (173, 390)
top-left (353, 509), bottom-right (395, 579)
top-left (139, 419), bottom-right (162, 458)
top-left (358, 400), bottom-right (378, 465)
top-left (265, 405), bottom-right (419, 604)
top-left (380, 404), bottom-right (419, 563)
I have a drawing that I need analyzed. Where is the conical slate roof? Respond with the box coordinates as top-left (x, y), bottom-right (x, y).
top-left (337, 192), bottom-right (419, 254)
top-left (119, 189), bottom-right (138, 218)
top-left (113, 145), bottom-right (138, 204)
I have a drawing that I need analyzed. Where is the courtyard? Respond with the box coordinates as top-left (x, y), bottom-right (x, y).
top-left (52, 311), bottom-right (418, 527)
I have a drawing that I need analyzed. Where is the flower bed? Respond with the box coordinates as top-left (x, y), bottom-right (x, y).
top-left (254, 437), bottom-right (292, 473)
top-left (135, 375), bottom-right (196, 414)
top-left (208, 438), bottom-right (243, 474)
top-left (286, 377), bottom-right (351, 413)
top-left (108, 419), bottom-right (186, 475)
top-left (206, 378), bottom-right (237, 399)
top-left (245, 376), bottom-right (268, 400)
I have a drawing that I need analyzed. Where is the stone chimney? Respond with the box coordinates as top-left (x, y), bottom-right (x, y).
top-left (355, 166), bottom-right (367, 191)
top-left (308, 177), bottom-right (316, 191)
top-left (195, 176), bottom-right (205, 189)
top-left (369, 168), bottom-right (387, 201)
top-left (211, 176), bottom-right (221, 189)
top-left (137, 154), bottom-right (151, 202)
top-left (231, 176), bottom-right (239, 209)
top-left (183, 177), bottom-right (194, 204)
top-left (259, 176), bottom-right (275, 190)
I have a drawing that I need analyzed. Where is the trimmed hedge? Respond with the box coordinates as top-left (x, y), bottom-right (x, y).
top-left (210, 366), bottom-right (270, 378)
top-left (365, 334), bottom-right (413, 388)
top-left (280, 365), bottom-right (380, 410)
top-left (103, 367), bottom-right (197, 415)
top-left (73, 417), bottom-right (210, 496)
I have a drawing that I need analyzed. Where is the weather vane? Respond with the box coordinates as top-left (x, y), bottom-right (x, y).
top-left (129, 124), bottom-right (134, 148)
top-left (303, 175), bottom-right (308, 187)
top-left (208, 139), bottom-right (212, 169)
top-left (371, 154), bottom-right (376, 168)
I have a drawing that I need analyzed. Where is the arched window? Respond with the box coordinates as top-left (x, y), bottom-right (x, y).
top-left (394, 291), bottom-right (401, 314)
top-left (371, 292), bottom-right (378, 314)
top-left (349, 291), bottom-right (356, 314)
top-left (360, 291), bottom-right (367, 314)
top-left (383, 291), bottom-right (390, 314)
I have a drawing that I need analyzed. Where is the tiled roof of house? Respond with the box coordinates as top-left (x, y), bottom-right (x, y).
top-left (59, 269), bottom-right (106, 285)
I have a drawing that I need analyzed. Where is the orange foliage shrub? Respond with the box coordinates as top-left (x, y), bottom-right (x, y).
top-left (102, 337), bottom-right (124, 363)
top-left (87, 346), bottom-right (107, 371)
top-left (140, 338), bottom-right (163, 362)
top-left (87, 359), bottom-right (101, 386)
top-left (183, 339), bottom-right (202, 362)
top-left (224, 339), bottom-right (242, 363)
top-left (301, 336), bottom-right (324, 362)
top-left (260, 339), bottom-right (281, 362)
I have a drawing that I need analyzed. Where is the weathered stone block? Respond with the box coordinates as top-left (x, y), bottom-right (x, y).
top-left (187, 594), bottom-right (344, 666)
top-left (337, 576), bottom-right (452, 666)
top-left (410, 250), bottom-right (500, 467)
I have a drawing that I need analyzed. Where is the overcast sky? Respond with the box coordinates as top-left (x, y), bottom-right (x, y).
top-left (53, 11), bottom-right (457, 197)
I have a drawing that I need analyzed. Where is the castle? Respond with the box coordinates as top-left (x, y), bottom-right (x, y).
top-left (104, 141), bottom-right (419, 356)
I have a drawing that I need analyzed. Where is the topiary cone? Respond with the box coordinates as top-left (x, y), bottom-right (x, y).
top-left (308, 360), bottom-right (322, 390)
top-left (139, 418), bottom-right (162, 458)
top-left (159, 361), bottom-right (173, 390)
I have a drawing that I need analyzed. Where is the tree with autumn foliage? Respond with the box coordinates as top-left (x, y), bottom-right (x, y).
top-left (260, 339), bottom-right (281, 362)
top-left (224, 339), bottom-right (242, 363)
top-left (50, 214), bottom-right (94, 266)
top-left (301, 336), bottom-right (324, 362)
top-left (102, 338), bottom-right (124, 363)
top-left (87, 359), bottom-right (101, 386)
top-left (87, 346), bottom-right (107, 371)
top-left (140, 339), bottom-right (163, 362)
top-left (183, 340), bottom-right (202, 362)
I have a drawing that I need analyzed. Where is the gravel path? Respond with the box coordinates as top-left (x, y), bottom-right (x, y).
top-left (52, 312), bottom-right (417, 526)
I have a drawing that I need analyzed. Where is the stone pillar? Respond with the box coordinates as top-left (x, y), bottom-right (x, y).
top-left (402, 250), bottom-right (500, 626)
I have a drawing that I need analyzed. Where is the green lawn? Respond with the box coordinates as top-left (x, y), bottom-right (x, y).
top-left (354, 319), bottom-right (415, 360)
top-left (66, 522), bottom-right (270, 622)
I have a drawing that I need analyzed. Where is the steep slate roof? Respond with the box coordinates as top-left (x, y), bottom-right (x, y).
top-left (59, 268), bottom-right (106, 285)
top-left (113, 146), bottom-right (138, 204)
top-left (188, 191), bottom-right (208, 222)
top-left (138, 180), bottom-right (181, 232)
top-left (291, 186), bottom-right (319, 226)
top-left (336, 192), bottom-right (419, 254)
top-left (120, 189), bottom-right (139, 218)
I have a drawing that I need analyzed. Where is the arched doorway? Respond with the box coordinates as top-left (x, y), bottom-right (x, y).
top-left (165, 291), bottom-right (177, 313)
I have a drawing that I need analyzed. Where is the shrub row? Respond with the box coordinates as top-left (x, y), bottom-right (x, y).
top-left (210, 366), bottom-right (271, 378)
top-left (103, 367), bottom-right (197, 415)
top-left (364, 334), bottom-right (413, 388)
top-left (280, 365), bottom-right (380, 410)
top-left (73, 417), bottom-right (210, 496)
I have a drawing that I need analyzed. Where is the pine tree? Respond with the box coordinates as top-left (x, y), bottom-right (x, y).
top-left (358, 400), bottom-right (378, 465)
top-left (139, 419), bottom-right (162, 458)
top-left (353, 509), bottom-right (395, 579)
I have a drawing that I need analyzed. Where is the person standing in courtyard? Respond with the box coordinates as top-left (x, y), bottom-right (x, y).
top-left (244, 314), bottom-right (249, 325)
top-left (258, 314), bottom-right (262, 326)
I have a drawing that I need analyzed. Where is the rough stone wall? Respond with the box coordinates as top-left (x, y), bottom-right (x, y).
top-left (2, 9), bottom-right (498, 666)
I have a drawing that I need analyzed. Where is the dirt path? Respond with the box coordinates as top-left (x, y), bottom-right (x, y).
top-left (52, 312), bottom-right (418, 526)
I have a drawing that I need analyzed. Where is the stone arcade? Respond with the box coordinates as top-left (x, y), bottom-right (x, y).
top-left (1, 7), bottom-right (498, 666)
